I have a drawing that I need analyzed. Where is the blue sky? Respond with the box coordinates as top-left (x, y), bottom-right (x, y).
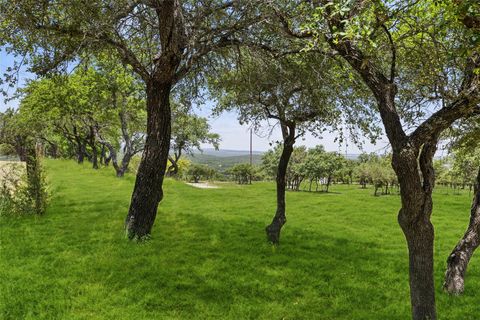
top-left (1, 50), bottom-right (388, 153)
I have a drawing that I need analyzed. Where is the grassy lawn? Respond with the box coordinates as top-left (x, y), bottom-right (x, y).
top-left (0, 160), bottom-right (478, 319)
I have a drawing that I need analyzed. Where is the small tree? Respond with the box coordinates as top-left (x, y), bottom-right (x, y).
top-left (230, 163), bottom-right (256, 185)
top-left (187, 164), bottom-right (215, 183)
top-left (211, 50), bottom-right (364, 244)
top-left (168, 104), bottom-right (220, 176)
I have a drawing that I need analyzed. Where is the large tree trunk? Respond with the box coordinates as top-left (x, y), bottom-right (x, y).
top-left (394, 143), bottom-right (437, 320)
top-left (124, 80), bottom-right (172, 239)
top-left (443, 167), bottom-right (480, 295)
top-left (399, 210), bottom-right (436, 320)
top-left (266, 123), bottom-right (295, 245)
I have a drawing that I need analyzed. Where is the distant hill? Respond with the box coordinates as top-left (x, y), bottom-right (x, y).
top-left (185, 149), bottom-right (263, 171)
top-left (192, 148), bottom-right (264, 157)
top-left (184, 149), bottom-right (366, 171)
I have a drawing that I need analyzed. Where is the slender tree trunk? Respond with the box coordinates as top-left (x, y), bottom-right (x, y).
top-left (266, 124), bottom-right (295, 245)
top-left (50, 143), bottom-right (58, 158)
top-left (15, 136), bottom-right (27, 162)
top-left (443, 167), bottom-right (480, 295)
top-left (100, 145), bottom-right (106, 165)
top-left (394, 144), bottom-right (437, 320)
top-left (124, 79), bottom-right (172, 240)
top-left (91, 144), bottom-right (98, 169)
top-left (117, 153), bottom-right (133, 178)
top-left (98, 141), bottom-right (121, 175)
top-left (88, 126), bottom-right (99, 169)
top-left (77, 144), bottom-right (85, 164)
top-left (167, 155), bottom-right (179, 176)
top-left (24, 142), bottom-right (46, 215)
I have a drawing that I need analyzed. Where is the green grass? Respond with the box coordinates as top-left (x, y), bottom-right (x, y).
top-left (0, 160), bottom-right (478, 319)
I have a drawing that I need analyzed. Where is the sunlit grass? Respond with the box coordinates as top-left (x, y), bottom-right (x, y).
top-left (0, 159), bottom-right (477, 319)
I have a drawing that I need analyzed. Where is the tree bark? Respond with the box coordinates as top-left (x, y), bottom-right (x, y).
top-left (167, 153), bottom-right (180, 176)
top-left (77, 144), bottom-right (85, 164)
top-left (443, 167), bottom-right (480, 294)
top-left (124, 79), bottom-right (172, 239)
top-left (91, 144), bottom-right (98, 169)
top-left (266, 123), bottom-right (295, 245)
top-left (100, 145), bottom-right (106, 165)
top-left (394, 142), bottom-right (437, 320)
top-left (117, 153), bottom-right (133, 178)
top-left (14, 135), bottom-right (28, 162)
top-left (87, 126), bottom-right (99, 169)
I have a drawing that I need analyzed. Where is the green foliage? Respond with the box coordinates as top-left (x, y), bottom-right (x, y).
top-left (0, 143), bottom-right (16, 156)
top-left (227, 163), bottom-right (258, 184)
top-left (17, 61), bottom-right (146, 164)
top-left (262, 144), bottom-right (348, 192)
top-left (297, 0), bottom-right (479, 127)
top-left (354, 155), bottom-right (397, 195)
top-left (210, 48), bottom-right (379, 146)
top-left (170, 158), bottom-right (191, 180)
top-left (438, 115), bottom-right (480, 191)
top-left (171, 103), bottom-right (221, 158)
top-left (187, 163), bottom-right (216, 183)
top-left (24, 148), bottom-right (49, 215)
top-left (302, 146), bottom-right (346, 192)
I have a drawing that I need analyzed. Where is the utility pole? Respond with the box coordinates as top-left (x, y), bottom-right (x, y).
top-left (250, 128), bottom-right (253, 166)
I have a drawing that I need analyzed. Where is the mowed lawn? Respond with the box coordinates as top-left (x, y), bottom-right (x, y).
top-left (0, 160), bottom-right (478, 319)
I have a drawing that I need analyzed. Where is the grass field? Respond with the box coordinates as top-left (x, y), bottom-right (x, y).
top-left (0, 160), bottom-right (478, 319)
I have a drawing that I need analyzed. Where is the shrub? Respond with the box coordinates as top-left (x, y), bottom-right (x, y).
top-left (0, 147), bottom-right (49, 216)
top-left (228, 163), bottom-right (257, 184)
top-left (187, 164), bottom-right (216, 183)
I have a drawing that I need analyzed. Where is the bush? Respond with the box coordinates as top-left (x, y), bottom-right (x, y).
top-left (25, 148), bottom-right (49, 214)
top-left (0, 155), bottom-right (48, 216)
top-left (129, 156), bottom-right (192, 180)
top-left (0, 163), bottom-right (24, 216)
top-left (228, 163), bottom-right (257, 184)
top-left (0, 143), bottom-right (17, 156)
top-left (187, 164), bottom-right (216, 183)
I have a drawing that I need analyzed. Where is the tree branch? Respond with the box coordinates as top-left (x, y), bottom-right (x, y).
top-left (35, 24), bottom-right (150, 80)
top-left (410, 53), bottom-right (480, 147)
top-left (381, 23), bottom-right (396, 83)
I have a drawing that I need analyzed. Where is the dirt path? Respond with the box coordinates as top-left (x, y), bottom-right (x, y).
top-left (186, 182), bottom-right (219, 189)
